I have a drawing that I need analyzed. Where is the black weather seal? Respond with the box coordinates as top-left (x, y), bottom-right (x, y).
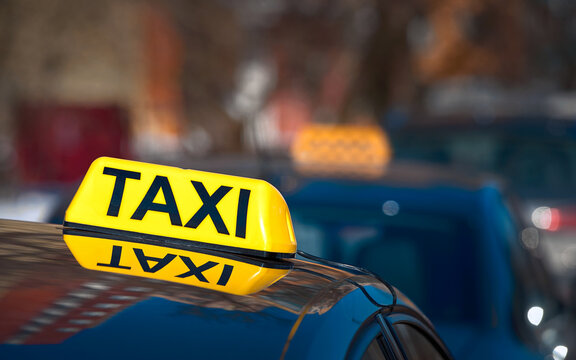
top-left (296, 249), bottom-right (397, 312)
top-left (63, 221), bottom-right (295, 261)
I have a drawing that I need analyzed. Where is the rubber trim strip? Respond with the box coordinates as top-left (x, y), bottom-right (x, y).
top-left (63, 221), bottom-right (295, 262)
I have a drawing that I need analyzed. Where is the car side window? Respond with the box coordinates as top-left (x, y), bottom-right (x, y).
top-left (393, 323), bottom-right (446, 360)
top-left (360, 335), bottom-right (388, 360)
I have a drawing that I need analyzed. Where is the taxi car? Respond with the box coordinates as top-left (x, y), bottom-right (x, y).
top-left (273, 124), bottom-right (574, 360)
top-left (0, 157), bottom-right (452, 360)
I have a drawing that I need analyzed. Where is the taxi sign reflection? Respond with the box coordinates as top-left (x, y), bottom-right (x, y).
top-left (63, 232), bottom-right (292, 295)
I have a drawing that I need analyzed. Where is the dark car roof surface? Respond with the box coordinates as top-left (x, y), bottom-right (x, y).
top-left (0, 219), bottom-right (420, 360)
top-left (386, 115), bottom-right (576, 134)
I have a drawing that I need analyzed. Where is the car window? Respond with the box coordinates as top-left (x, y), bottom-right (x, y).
top-left (393, 323), bottom-right (446, 360)
top-left (361, 335), bottom-right (388, 360)
top-left (347, 319), bottom-right (394, 360)
top-left (292, 207), bottom-right (481, 325)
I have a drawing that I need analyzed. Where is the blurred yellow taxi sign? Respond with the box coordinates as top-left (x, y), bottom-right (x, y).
top-left (64, 157), bottom-right (296, 258)
top-left (291, 124), bottom-right (391, 177)
top-left (63, 233), bottom-right (292, 295)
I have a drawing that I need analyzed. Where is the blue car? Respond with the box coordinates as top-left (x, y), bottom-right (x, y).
top-left (277, 162), bottom-right (568, 360)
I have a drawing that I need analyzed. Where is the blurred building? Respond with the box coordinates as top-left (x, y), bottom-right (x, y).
top-left (0, 0), bottom-right (138, 185)
top-left (0, 0), bottom-right (575, 187)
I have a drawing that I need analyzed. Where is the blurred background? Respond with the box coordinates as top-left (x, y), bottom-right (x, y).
top-left (1, 0), bottom-right (576, 355)
top-left (1, 0), bottom-right (574, 174)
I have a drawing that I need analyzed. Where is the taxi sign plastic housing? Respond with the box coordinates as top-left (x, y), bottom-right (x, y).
top-left (291, 124), bottom-right (391, 177)
top-left (64, 157), bottom-right (297, 259)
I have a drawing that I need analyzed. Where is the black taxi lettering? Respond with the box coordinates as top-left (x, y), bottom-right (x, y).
top-left (97, 245), bottom-right (131, 269)
top-left (103, 167), bottom-right (141, 216)
top-left (235, 189), bottom-right (250, 239)
top-left (131, 176), bottom-right (182, 226)
top-left (184, 181), bottom-right (231, 234)
top-left (218, 264), bottom-right (234, 286)
top-left (177, 257), bottom-right (233, 285)
top-left (96, 245), bottom-right (234, 286)
top-left (103, 167), bottom-right (251, 238)
top-left (133, 248), bottom-right (176, 273)
top-left (176, 257), bottom-right (218, 281)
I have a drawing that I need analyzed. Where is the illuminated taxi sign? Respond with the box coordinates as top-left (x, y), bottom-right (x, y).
top-left (291, 124), bottom-right (391, 177)
top-left (64, 157), bottom-right (296, 258)
top-left (63, 232), bottom-right (292, 295)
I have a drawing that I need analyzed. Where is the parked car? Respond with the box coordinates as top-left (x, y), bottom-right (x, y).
top-left (275, 161), bottom-right (573, 360)
top-left (386, 116), bottom-right (576, 302)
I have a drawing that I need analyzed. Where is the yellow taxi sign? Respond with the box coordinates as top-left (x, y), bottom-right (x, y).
top-left (64, 157), bottom-right (296, 258)
top-left (291, 124), bottom-right (391, 177)
top-left (63, 232), bottom-right (291, 295)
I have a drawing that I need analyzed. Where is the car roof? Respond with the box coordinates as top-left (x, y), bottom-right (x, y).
top-left (0, 219), bottom-right (413, 359)
top-left (386, 115), bottom-right (576, 135)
